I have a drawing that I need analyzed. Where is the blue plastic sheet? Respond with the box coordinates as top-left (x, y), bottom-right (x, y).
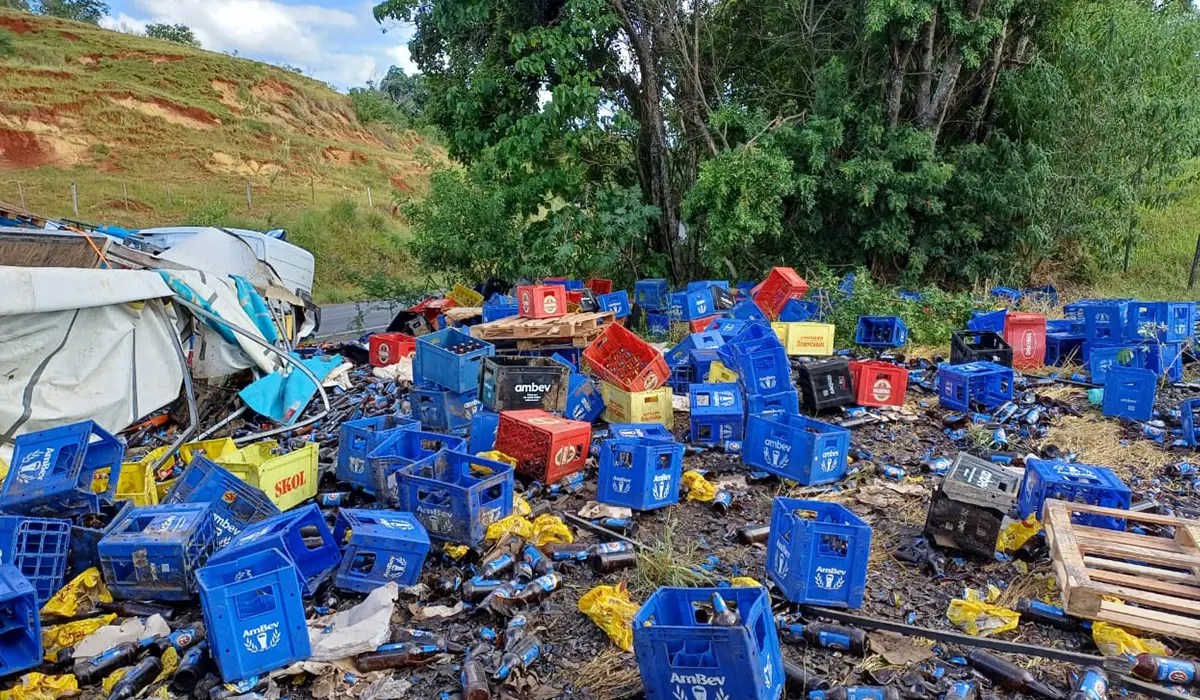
top-left (158, 271), bottom-right (239, 345)
top-left (239, 354), bottom-right (343, 425)
top-left (232, 275), bottom-right (280, 344)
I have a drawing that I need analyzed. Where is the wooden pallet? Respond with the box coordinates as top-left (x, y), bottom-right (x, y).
top-left (442, 306), bottom-right (482, 323)
top-left (1044, 499), bottom-right (1200, 641)
top-left (471, 311), bottom-right (614, 342)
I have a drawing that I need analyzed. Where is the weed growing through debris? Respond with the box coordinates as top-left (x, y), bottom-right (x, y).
top-left (630, 516), bottom-right (714, 596)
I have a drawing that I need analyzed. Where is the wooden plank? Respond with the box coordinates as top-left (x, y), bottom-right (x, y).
top-left (1086, 568), bottom-right (1200, 600)
top-left (1080, 579), bottom-right (1200, 617)
top-left (1084, 556), bottom-right (1200, 586)
top-left (1095, 600), bottom-right (1200, 641)
top-left (0, 231), bottom-right (110, 268)
top-left (1047, 499), bottom-right (1200, 528)
top-left (1044, 501), bottom-right (1095, 610)
top-left (1074, 533), bottom-right (1200, 570)
top-left (1073, 524), bottom-right (1189, 554)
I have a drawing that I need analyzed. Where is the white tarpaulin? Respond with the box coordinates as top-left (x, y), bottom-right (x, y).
top-left (157, 228), bottom-right (279, 291)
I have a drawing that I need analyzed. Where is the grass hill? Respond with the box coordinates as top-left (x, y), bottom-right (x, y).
top-left (0, 8), bottom-right (436, 302)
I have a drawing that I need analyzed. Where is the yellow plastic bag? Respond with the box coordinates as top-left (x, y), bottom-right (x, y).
top-left (681, 471), bottom-right (716, 502)
top-left (531, 514), bottom-right (573, 547)
top-left (997, 515), bottom-right (1042, 553)
top-left (443, 543), bottom-right (470, 560)
top-left (485, 515), bottom-right (534, 542)
top-left (512, 494), bottom-right (533, 518)
top-left (1092, 622), bottom-right (1171, 657)
top-left (102, 669), bottom-right (128, 696)
top-left (42, 614), bottom-right (117, 660)
top-left (578, 583), bottom-right (639, 652)
top-left (154, 647), bottom-right (180, 683)
top-left (730, 576), bottom-right (763, 588)
top-left (42, 568), bottom-right (112, 618)
top-left (947, 589), bottom-right (1019, 637)
top-left (0, 673), bottom-right (79, 700)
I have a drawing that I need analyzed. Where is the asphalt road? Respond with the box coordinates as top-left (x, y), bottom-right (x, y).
top-left (317, 301), bottom-right (400, 339)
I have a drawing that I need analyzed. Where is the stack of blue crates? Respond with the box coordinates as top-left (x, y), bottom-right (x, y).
top-left (634, 279), bottom-right (669, 311)
top-left (766, 498), bottom-right (872, 608)
top-left (207, 504), bottom-right (341, 596)
top-left (597, 290), bottom-right (631, 319)
top-left (1, 421), bottom-right (125, 517)
top-left (1181, 398), bottom-right (1200, 447)
top-left (855, 316), bottom-right (908, 348)
top-left (597, 435), bottom-right (683, 511)
top-left (368, 429), bottom-right (466, 508)
top-left (742, 413), bottom-right (849, 485)
top-left (0, 564), bottom-right (41, 678)
top-left (482, 294), bottom-right (519, 323)
top-left (1102, 366), bottom-right (1157, 421)
top-left (396, 450), bottom-right (514, 546)
top-left (1083, 300), bottom-right (1130, 345)
top-left (337, 415), bottom-right (420, 494)
top-left (332, 509), bottom-right (430, 591)
top-left (99, 503), bottom-right (218, 601)
top-left (412, 328), bottom-right (493, 434)
top-left (632, 586), bottom-right (783, 700)
top-left (197, 548), bottom-right (310, 682)
top-left (162, 457), bottom-right (279, 548)
top-left (937, 361), bottom-right (1014, 412)
top-left (0, 516), bottom-right (70, 606)
top-left (1018, 459), bottom-right (1131, 530)
top-left (720, 323), bottom-right (798, 414)
top-left (665, 331), bottom-right (725, 392)
top-left (689, 383), bottom-right (745, 445)
top-left (1079, 299), bottom-right (1190, 383)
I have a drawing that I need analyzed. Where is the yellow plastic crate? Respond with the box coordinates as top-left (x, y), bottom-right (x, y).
top-left (112, 459), bottom-right (158, 506)
top-left (219, 441), bottom-right (318, 511)
top-left (448, 283), bottom-right (484, 307)
top-left (179, 438), bottom-right (239, 464)
top-left (772, 322), bottom-right (836, 356)
top-left (477, 451), bottom-right (517, 468)
top-left (707, 360), bottom-right (738, 383)
top-left (600, 383), bottom-right (674, 428)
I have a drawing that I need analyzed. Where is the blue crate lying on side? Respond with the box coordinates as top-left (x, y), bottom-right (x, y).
top-left (1, 421), bottom-right (125, 518)
top-left (99, 503), bottom-right (218, 601)
top-left (1182, 398), bottom-right (1200, 447)
top-left (1143, 341), bottom-right (1184, 382)
top-left (368, 430), bottom-right (466, 508)
top-left (1044, 333), bottom-right (1085, 366)
top-left (668, 289), bottom-right (716, 321)
top-left (597, 436), bottom-right (682, 511)
top-left (163, 457), bottom-right (280, 548)
top-left (665, 331), bottom-right (725, 368)
top-left (717, 322), bottom-right (781, 366)
top-left (207, 504), bottom-right (341, 596)
top-left (635, 279), bottom-right (670, 311)
top-left (0, 516), bottom-right (70, 606)
top-left (197, 548), bottom-right (310, 683)
top-left (745, 390), bottom-right (800, 417)
top-left (937, 362), bottom-right (1014, 412)
top-left (396, 450), bottom-right (514, 545)
top-left (743, 413), bottom-right (849, 485)
top-left (482, 294), bottom-right (519, 323)
top-left (1102, 366), bottom-right (1157, 421)
top-left (1083, 301), bottom-right (1130, 344)
top-left (854, 316), bottom-right (908, 348)
top-left (333, 509), bottom-right (430, 591)
top-left (468, 409), bottom-right (500, 454)
top-left (778, 299), bottom-right (821, 322)
top-left (596, 291), bottom-right (631, 319)
top-left (1018, 459), bottom-right (1131, 530)
top-left (337, 415), bottom-right (420, 495)
top-left (688, 280), bottom-right (730, 293)
top-left (729, 299), bottom-right (768, 321)
top-left (990, 286), bottom-right (1023, 303)
top-left (414, 328), bottom-right (495, 393)
top-left (690, 383), bottom-right (745, 445)
top-left (646, 312), bottom-right (670, 340)
top-left (709, 317), bottom-right (750, 341)
top-left (632, 586), bottom-right (783, 700)
top-left (967, 309), bottom-right (1007, 333)
top-left (1025, 284), bottom-right (1059, 307)
top-left (562, 373), bottom-right (605, 423)
top-left (68, 501), bottom-right (132, 579)
top-left (1127, 301), bottom-right (1194, 343)
top-left (0, 564), bottom-right (41, 679)
top-left (606, 423), bottom-right (675, 440)
top-left (767, 497), bottom-right (872, 608)
top-left (410, 384), bottom-right (480, 434)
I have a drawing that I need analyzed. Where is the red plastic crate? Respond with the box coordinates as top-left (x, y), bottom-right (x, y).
top-left (585, 278), bottom-right (613, 295)
top-left (1004, 312), bottom-right (1047, 370)
top-left (566, 290), bottom-right (584, 308)
top-left (690, 316), bottom-right (719, 333)
top-left (583, 323), bottom-right (670, 392)
top-left (517, 285), bottom-right (568, 319)
top-left (849, 360), bottom-right (908, 407)
top-left (410, 297), bottom-right (457, 326)
top-left (368, 333), bottom-right (416, 367)
top-left (494, 409), bottom-right (592, 483)
top-left (754, 267), bottom-right (809, 320)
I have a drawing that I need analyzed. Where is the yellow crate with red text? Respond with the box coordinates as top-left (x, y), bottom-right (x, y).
top-left (771, 322), bottom-right (836, 356)
top-left (600, 382), bottom-right (674, 428)
top-left (218, 441), bottom-right (319, 511)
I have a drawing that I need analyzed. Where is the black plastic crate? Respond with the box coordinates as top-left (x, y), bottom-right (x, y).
top-left (942, 452), bottom-right (1021, 512)
top-left (387, 310), bottom-right (433, 337)
top-left (711, 285), bottom-right (737, 311)
top-left (950, 330), bottom-right (1013, 367)
top-left (479, 357), bottom-right (570, 412)
top-left (795, 357), bottom-right (854, 413)
top-left (924, 489), bottom-right (1005, 558)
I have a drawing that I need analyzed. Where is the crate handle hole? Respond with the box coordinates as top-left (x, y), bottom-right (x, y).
top-left (614, 450), bottom-right (634, 469)
top-left (234, 587), bottom-right (278, 619)
top-left (819, 533), bottom-right (850, 558)
top-left (349, 552), bottom-right (377, 575)
top-left (656, 453), bottom-right (673, 471)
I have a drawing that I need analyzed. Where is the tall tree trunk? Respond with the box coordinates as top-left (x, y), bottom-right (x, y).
top-left (915, 12), bottom-right (937, 119)
top-left (916, 0), bottom-right (986, 141)
top-left (968, 18), bottom-right (1008, 142)
top-left (886, 34), bottom-right (915, 126)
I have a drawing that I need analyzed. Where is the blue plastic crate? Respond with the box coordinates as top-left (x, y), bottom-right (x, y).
top-left (1102, 367), bottom-right (1157, 421)
top-left (562, 373), bottom-right (605, 423)
top-left (1018, 459), bottom-right (1131, 529)
top-left (368, 429), bottom-right (466, 508)
top-left (665, 331), bottom-right (725, 368)
top-left (196, 548), bottom-right (310, 683)
top-left (668, 289), bottom-right (716, 321)
top-left (729, 299), bottom-right (768, 321)
top-left (690, 383), bottom-right (745, 445)
top-left (716, 322), bottom-right (781, 366)
top-left (482, 294), bottom-right (519, 323)
top-left (743, 413), bottom-right (849, 485)
top-left (667, 363), bottom-right (697, 395)
top-left (1025, 285), bottom-right (1059, 307)
top-left (1087, 344), bottom-right (1144, 385)
top-left (596, 291), bottom-right (631, 320)
top-left (689, 349), bottom-right (720, 386)
top-left (967, 309), bottom-right (1007, 333)
top-left (414, 328), bottom-right (495, 393)
top-left (0, 564), bottom-right (41, 678)
top-left (207, 505), bottom-right (341, 596)
top-left (606, 423), bottom-right (675, 440)
top-left (1044, 333), bottom-right (1085, 366)
top-left (1083, 301), bottom-right (1130, 344)
top-left (688, 280), bottom-right (730, 293)
top-left (766, 498), bottom-right (871, 608)
top-left (854, 316), bottom-right (908, 348)
top-left (1143, 342), bottom-right (1184, 382)
top-left (1127, 301), bottom-right (1194, 343)
top-left (778, 299), bottom-right (821, 322)
top-left (99, 503), bottom-right (218, 601)
top-left (397, 450), bottom-right (514, 545)
top-left (1181, 398), bottom-right (1200, 447)
top-left (745, 390), bottom-right (800, 416)
top-left (337, 415), bottom-right (420, 495)
top-left (333, 509), bottom-right (430, 591)
top-left (468, 409), bottom-right (501, 453)
top-left (68, 501), bottom-right (132, 579)
top-left (0, 516), bottom-right (70, 606)
top-left (544, 278), bottom-right (584, 291)
top-left (734, 345), bottom-right (793, 396)
top-left (162, 457), bottom-right (280, 548)
top-left (634, 279), bottom-right (670, 311)
top-left (736, 281), bottom-right (756, 299)
top-left (1046, 319), bottom-right (1082, 334)
top-left (410, 384), bottom-right (480, 434)
top-left (646, 313), bottom-right (670, 339)
top-left (596, 436), bottom-right (683, 511)
top-left (632, 586), bottom-right (783, 700)
top-left (709, 317), bottom-right (750, 341)
top-left (1, 421), bottom-right (125, 517)
top-left (936, 362), bottom-right (1014, 412)
top-left (990, 286), bottom-right (1023, 303)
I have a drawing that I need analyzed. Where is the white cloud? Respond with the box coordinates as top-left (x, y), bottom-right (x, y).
top-left (99, 13), bottom-right (149, 35)
top-left (384, 45), bottom-right (418, 76)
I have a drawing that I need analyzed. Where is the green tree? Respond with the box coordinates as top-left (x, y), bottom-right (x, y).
top-left (145, 22), bottom-right (201, 48)
top-left (37, 0), bottom-right (109, 23)
top-left (0, 0), bottom-right (32, 11)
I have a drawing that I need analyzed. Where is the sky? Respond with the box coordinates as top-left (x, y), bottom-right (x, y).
top-left (99, 0), bottom-right (418, 91)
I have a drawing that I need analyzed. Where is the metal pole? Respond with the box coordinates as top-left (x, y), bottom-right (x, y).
top-left (145, 302), bottom-right (199, 477)
top-left (367, 186), bottom-right (373, 208)
top-left (17, 181), bottom-right (25, 210)
top-left (123, 182), bottom-right (130, 211)
top-left (167, 185), bottom-right (173, 206)
top-left (246, 181), bottom-right (253, 209)
top-left (71, 183), bottom-right (78, 215)
top-left (310, 176), bottom-right (315, 205)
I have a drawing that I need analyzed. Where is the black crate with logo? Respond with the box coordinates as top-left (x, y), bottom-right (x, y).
top-left (942, 452), bottom-right (1021, 512)
top-left (950, 330), bottom-right (1013, 367)
top-left (795, 357), bottom-right (855, 413)
top-left (479, 357), bottom-right (570, 412)
top-left (924, 489), bottom-right (1005, 558)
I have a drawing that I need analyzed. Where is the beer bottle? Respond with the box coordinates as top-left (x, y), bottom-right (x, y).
top-left (736, 524), bottom-right (770, 545)
top-left (98, 601), bottom-right (175, 619)
top-left (461, 659), bottom-right (491, 700)
top-left (710, 592), bottom-right (739, 627)
top-left (74, 641), bottom-right (142, 685)
top-left (779, 621), bottom-right (866, 655)
top-left (944, 682), bottom-right (977, 700)
top-left (542, 542), bottom-right (590, 562)
top-left (209, 676), bottom-right (267, 700)
top-left (462, 577), bottom-right (508, 604)
top-left (355, 642), bottom-right (447, 671)
top-left (808, 687), bottom-right (900, 700)
top-left (171, 642), bottom-right (212, 693)
top-left (1015, 599), bottom-right (1083, 632)
top-left (967, 650), bottom-right (1065, 700)
top-left (522, 543), bottom-right (554, 577)
top-left (477, 552), bottom-right (516, 579)
top-left (503, 615), bottom-right (528, 650)
top-left (713, 489), bottom-right (732, 514)
top-left (493, 636), bottom-right (542, 681)
top-left (108, 655), bottom-right (163, 700)
top-left (783, 659), bottom-right (829, 694)
top-left (1130, 654), bottom-right (1199, 686)
top-left (591, 549), bottom-right (638, 574)
top-left (506, 572), bottom-right (561, 606)
top-left (1068, 667), bottom-right (1108, 700)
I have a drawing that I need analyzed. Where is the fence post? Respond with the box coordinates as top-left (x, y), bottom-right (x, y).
top-left (71, 183), bottom-right (78, 216)
top-left (167, 184), bottom-right (173, 206)
top-left (367, 186), bottom-right (373, 208)
top-left (123, 182), bottom-right (130, 211)
top-left (17, 181), bottom-right (25, 210)
top-left (310, 176), bottom-right (315, 205)
top-left (245, 181), bottom-right (253, 209)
